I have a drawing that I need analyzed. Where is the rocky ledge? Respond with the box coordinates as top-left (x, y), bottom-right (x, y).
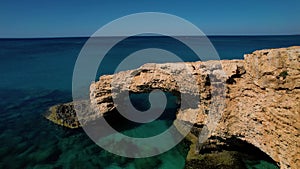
top-left (45, 46), bottom-right (300, 169)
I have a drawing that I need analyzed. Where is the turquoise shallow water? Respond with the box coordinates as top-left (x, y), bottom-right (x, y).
top-left (1, 36), bottom-right (299, 168)
top-left (0, 89), bottom-right (189, 169)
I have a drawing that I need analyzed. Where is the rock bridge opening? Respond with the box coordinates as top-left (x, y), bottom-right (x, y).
top-left (104, 91), bottom-right (181, 138)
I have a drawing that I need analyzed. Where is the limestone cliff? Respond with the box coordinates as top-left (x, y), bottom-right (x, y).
top-left (45, 46), bottom-right (300, 169)
top-left (215, 47), bottom-right (300, 169)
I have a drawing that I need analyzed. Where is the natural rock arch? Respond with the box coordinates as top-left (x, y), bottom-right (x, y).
top-left (46, 47), bottom-right (300, 169)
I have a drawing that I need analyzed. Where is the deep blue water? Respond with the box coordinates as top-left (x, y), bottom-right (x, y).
top-left (1, 36), bottom-right (299, 169)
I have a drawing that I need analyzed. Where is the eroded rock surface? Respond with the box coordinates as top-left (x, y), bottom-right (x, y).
top-left (216, 46), bottom-right (300, 169)
top-left (45, 46), bottom-right (300, 169)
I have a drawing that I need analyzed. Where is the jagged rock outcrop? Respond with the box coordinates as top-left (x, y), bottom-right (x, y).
top-left (45, 101), bottom-right (88, 128)
top-left (45, 46), bottom-right (300, 169)
top-left (215, 46), bottom-right (300, 169)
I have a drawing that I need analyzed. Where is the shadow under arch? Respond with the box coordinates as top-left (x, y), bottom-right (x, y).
top-left (186, 132), bottom-right (280, 169)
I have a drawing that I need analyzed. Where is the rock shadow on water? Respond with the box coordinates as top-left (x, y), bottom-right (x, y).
top-left (185, 131), bottom-right (280, 169)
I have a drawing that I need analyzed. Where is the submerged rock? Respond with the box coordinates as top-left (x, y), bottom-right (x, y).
top-left (45, 102), bottom-right (80, 129)
top-left (45, 100), bottom-right (93, 129)
top-left (45, 46), bottom-right (300, 169)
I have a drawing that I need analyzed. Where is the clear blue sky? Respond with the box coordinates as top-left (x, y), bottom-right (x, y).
top-left (1, 0), bottom-right (299, 38)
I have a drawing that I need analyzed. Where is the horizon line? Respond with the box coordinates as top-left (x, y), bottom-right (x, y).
top-left (1, 34), bottom-right (299, 39)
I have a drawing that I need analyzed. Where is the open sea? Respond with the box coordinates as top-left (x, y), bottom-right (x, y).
top-left (1, 35), bottom-right (299, 169)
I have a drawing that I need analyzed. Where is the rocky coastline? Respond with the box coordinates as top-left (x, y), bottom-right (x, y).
top-left (45, 46), bottom-right (300, 169)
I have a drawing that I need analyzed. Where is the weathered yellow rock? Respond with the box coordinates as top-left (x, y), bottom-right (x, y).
top-left (46, 46), bottom-right (300, 169)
